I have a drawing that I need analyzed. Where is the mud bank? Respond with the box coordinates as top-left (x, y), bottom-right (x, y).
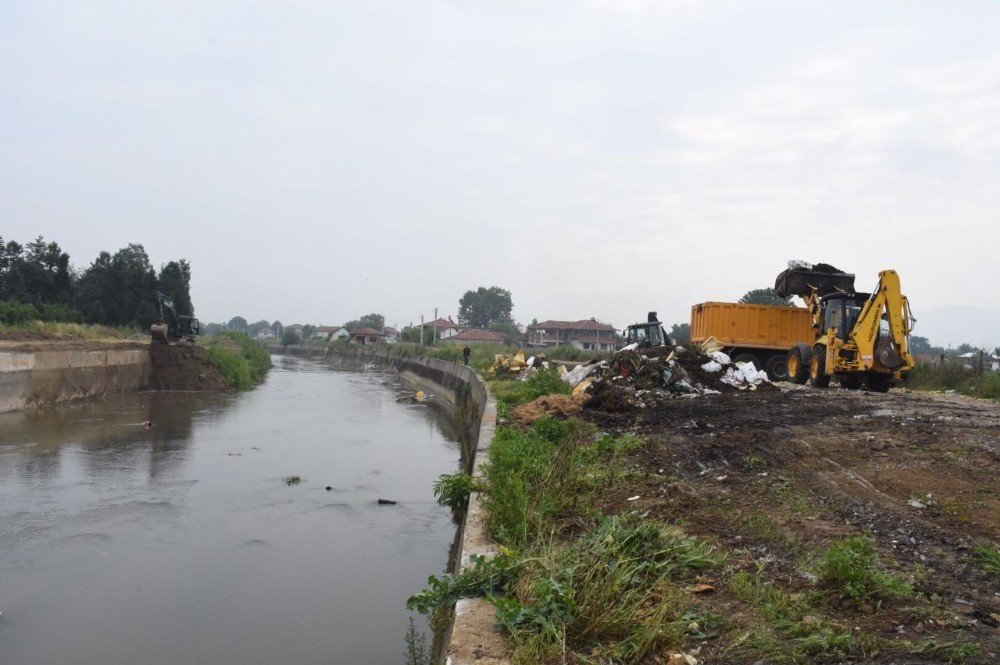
top-left (271, 344), bottom-right (501, 664)
top-left (0, 340), bottom-right (152, 413)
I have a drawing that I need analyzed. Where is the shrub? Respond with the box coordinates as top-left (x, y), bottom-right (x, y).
top-left (281, 330), bottom-right (302, 346)
top-left (0, 300), bottom-right (40, 324)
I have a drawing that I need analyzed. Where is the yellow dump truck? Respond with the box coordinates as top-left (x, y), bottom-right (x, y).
top-left (690, 302), bottom-right (814, 381)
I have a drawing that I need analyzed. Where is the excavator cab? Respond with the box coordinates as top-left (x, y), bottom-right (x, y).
top-left (624, 312), bottom-right (671, 349)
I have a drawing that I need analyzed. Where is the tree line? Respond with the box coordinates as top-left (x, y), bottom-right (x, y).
top-left (0, 236), bottom-right (193, 329)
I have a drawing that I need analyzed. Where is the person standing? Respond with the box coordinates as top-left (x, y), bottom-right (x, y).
top-left (462, 345), bottom-right (471, 366)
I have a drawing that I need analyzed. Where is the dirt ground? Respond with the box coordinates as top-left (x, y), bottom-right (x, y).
top-left (584, 385), bottom-right (1000, 663)
top-left (149, 342), bottom-right (228, 390)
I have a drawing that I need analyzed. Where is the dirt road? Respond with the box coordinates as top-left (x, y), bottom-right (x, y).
top-left (586, 386), bottom-right (1000, 662)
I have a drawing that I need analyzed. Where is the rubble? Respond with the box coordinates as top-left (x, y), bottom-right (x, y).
top-left (580, 343), bottom-right (773, 412)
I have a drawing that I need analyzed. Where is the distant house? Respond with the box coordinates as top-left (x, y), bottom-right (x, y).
top-left (351, 327), bottom-right (385, 345)
top-left (424, 317), bottom-right (463, 340)
top-left (912, 353), bottom-right (944, 367)
top-left (958, 351), bottom-right (1000, 371)
top-left (383, 326), bottom-right (400, 344)
top-left (255, 328), bottom-right (276, 341)
top-left (286, 324), bottom-right (305, 337)
top-left (314, 325), bottom-right (349, 341)
top-left (447, 328), bottom-right (507, 345)
top-left (527, 318), bottom-right (618, 352)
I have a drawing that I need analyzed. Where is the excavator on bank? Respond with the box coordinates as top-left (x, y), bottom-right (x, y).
top-left (774, 263), bottom-right (915, 392)
top-left (150, 291), bottom-right (200, 344)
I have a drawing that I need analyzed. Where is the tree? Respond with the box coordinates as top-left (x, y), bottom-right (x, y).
top-left (956, 343), bottom-right (975, 355)
top-left (669, 323), bottom-right (691, 344)
top-left (458, 286), bottom-right (513, 329)
top-left (739, 288), bottom-right (792, 307)
top-left (281, 330), bottom-right (302, 346)
top-left (0, 236), bottom-right (74, 306)
top-left (75, 243), bottom-right (158, 328)
top-left (302, 324), bottom-right (317, 339)
top-left (271, 320), bottom-right (284, 338)
top-left (488, 321), bottom-right (523, 344)
top-left (157, 260), bottom-right (193, 315)
top-left (344, 313), bottom-right (384, 331)
top-left (909, 335), bottom-right (932, 353)
top-left (248, 320), bottom-right (270, 335)
top-left (228, 316), bottom-right (248, 331)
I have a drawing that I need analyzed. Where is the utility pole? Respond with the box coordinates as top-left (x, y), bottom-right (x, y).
top-left (433, 307), bottom-right (438, 345)
top-left (420, 315), bottom-right (425, 347)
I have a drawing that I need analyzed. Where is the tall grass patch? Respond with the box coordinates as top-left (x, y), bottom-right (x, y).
top-left (203, 332), bottom-right (272, 389)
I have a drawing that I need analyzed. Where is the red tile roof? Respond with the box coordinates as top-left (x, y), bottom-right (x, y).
top-left (451, 328), bottom-right (507, 342)
top-left (351, 327), bottom-right (384, 336)
top-left (425, 318), bottom-right (462, 330)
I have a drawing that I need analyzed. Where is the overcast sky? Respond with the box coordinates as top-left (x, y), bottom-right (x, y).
top-left (4, 1), bottom-right (999, 345)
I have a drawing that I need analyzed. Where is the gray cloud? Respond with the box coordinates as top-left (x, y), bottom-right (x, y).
top-left (3, 1), bottom-right (998, 345)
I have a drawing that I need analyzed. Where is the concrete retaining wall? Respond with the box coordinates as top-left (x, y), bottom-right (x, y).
top-left (0, 342), bottom-right (152, 413)
top-left (271, 344), bottom-right (508, 663)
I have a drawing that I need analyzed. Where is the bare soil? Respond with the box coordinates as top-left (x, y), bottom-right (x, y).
top-left (149, 343), bottom-right (227, 391)
top-left (584, 386), bottom-right (1000, 663)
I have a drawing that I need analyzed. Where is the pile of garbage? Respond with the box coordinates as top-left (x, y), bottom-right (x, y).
top-left (563, 339), bottom-right (773, 411)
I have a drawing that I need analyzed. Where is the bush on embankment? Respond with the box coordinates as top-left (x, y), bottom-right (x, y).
top-left (203, 332), bottom-right (272, 389)
top-left (904, 360), bottom-right (1000, 400)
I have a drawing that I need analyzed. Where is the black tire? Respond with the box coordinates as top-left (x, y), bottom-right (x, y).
top-left (867, 373), bottom-right (893, 393)
top-left (764, 354), bottom-right (789, 381)
top-left (809, 345), bottom-right (831, 388)
top-left (731, 352), bottom-right (761, 369)
top-left (838, 374), bottom-right (864, 390)
top-left (787, 346), bottom-right (811, 384)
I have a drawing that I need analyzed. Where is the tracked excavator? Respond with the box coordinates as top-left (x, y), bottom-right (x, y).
top-left (775, 263), bottom-right (915, 392)
top-left (150, 291), bottom-right (199, 344)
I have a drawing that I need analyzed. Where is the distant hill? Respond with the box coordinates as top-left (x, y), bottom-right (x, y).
top-left (911, 307), bottom-right (1000, 350)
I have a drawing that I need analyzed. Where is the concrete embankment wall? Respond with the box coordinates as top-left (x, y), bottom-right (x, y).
top-left (0, 342), bottom-right (152, 413)
top-left (272, 344), bottom-right (504, 664)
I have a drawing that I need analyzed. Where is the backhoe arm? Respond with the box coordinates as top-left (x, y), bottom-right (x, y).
top-left (849, 270), bottom-right (914, 373)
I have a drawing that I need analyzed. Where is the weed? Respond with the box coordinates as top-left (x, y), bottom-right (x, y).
top-left (407, 553), bottom-right (521, 615)
top-left (973, 541), bottom-right (1000, 579)
top-left (284, 475), bottom-right (302, 486)
top-left (489, 369), bottom-right (572, 408)
top-left (743, 453), bottom-right (767, 470)
top-left (497, 514), bottom-right (725, 663)
top-left (433, 472), bottom-right (475, 513)
top-left (891, 638), bottom-right (982, 662)
top-left (819, 534), bottom-right (911, 602)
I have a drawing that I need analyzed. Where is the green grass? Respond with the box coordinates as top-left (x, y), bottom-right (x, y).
top-left (284, 475), bottom-right (302, 486)
top-left (973, 541), bottom-right (1000, 579)
top-left (0, 320), bottom-right (142, 340)
top-left (203, 332), bottom-right (272, 389)
top-left (905, 360), bottom-right (1000, 400)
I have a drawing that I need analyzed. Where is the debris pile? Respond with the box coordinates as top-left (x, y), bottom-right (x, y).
top-left (566, 343), bottom-right (773, 412)
top-left (513, 394), bottom-right (587, 425)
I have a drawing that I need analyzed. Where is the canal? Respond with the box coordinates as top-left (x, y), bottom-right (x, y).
top-left (0, 354), bottom-right (461, 664)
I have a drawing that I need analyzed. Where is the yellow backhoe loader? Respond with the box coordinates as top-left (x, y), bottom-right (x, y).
top-left (775, 265), bottom-right (915, 392)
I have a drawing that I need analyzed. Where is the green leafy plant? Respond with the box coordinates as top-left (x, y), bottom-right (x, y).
top-left (819, 534), bottom-right (911, 602)
top-left (284, 475), bottom-right (302, 486)
top-left (433, 472), bottom-right (475, 512)
top-left (406, 553), bottom-right (520, 616)
top-left (973, 541), bottom-right (1000, 579)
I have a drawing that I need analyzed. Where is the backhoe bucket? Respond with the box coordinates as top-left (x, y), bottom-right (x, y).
top-left (775, 267), bottom-right (855, 299)
top-left (150, 324), bottom-right (169, 343)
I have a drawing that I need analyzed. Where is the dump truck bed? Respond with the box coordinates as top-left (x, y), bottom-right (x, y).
top-left (690, 302), bottom-right (814, 351)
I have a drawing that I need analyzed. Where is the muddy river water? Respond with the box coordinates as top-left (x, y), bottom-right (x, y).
top-left (0, 355), bottom-right (461, 664)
